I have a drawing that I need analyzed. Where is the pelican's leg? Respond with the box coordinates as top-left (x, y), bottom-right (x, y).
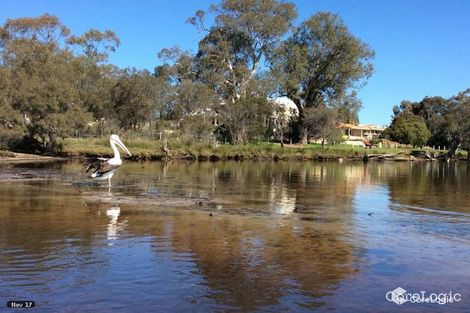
top-left (108, 177), bottom-right (112, 187)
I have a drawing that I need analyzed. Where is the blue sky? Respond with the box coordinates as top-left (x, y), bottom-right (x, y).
top-left (1, 0), bottom-right (469, 125)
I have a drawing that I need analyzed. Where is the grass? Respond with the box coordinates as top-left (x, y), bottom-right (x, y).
top-left (60, 137), bottom-right (435, 161)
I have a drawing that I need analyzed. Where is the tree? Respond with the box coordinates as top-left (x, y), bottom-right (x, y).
top-left (0, 67), bottom-right (25, 148)
top-left (304, 107), bottom-right (342, 147)
top-left (270, 102), bottom-right (292, 147)
top-left (443, 89), bottom-right (470, 160)
top-left (174, 80), bottom-right (218, 142)
top-left (67, 29), bottom-right (120, 62)
top-left (334, 91), bottom-right (362, 124)
top-left (384, 110), bottom-right (431, 147)
top-left (407, 96), bottom-right (450, 148)
top-left (189, 0), bottom-right (296, 102)
top-left (187, 0), bottom-right (296, 143)
top-left (387, 93), bottom-right (470, 159)
top-left (218, 96), bottom-right (272, 144)
top-left (155, 48), bottom-right (219, 142)
top-left (1, 15), bottom-right (84, 151)
top-left (111, 69), bottom-right (160, 133)
top-left (271, 12), bottom-right (374, 144)
top-left (0, 14), bottom-right (120, 152)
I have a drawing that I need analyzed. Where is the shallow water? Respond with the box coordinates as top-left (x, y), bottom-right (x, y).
top-left (0, 160), bottom-right (469, 312)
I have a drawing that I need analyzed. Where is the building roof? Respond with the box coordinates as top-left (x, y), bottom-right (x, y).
top-left (271, 96), bottom-right (299, 113)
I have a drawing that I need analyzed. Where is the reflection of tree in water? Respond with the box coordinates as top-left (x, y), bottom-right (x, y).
top-left (387, 162), bottom-right (470, 212)
top-left (124, 161), bottom-right (367, 215)
top-left (132, 212), bottom-right (358, 311)
top-left (98, 161), bottom-right (368, 310)
top-left (6, 160), bottom-right (438, 311)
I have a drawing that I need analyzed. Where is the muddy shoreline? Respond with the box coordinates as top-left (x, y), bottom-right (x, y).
top-left (0, 151), bottom-right (65, 163)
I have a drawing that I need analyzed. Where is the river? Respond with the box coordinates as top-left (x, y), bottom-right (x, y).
top-left (0, 160), bottom-right (469, 312)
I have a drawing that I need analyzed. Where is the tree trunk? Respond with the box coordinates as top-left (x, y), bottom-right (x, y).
top-left (445, 139), bottom-right (461, 161)
top-left (161, 139), bottom-right (170, 158)
top-left (300, 128), bottom-right (308, 145)
top-left (297, 106), bottom-right (308, 145)
top-left (233, 131), bottom-right (245, 145)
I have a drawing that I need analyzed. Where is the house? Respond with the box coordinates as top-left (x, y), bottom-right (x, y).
top-left (270, 98), bottom-right (387, 146)
top-left (338, 123), bottom-right (385, 146)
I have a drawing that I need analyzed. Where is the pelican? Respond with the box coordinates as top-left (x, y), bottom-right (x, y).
top-left (85, 134), bottom-right (132, 187)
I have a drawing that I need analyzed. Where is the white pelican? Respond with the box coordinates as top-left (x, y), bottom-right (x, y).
top-left (85, 134), bottom-right (132, 186)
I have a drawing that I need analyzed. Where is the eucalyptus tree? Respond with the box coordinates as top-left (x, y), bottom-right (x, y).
top-left (155, 47), bottom-right (216, 140)
top-left (188, 0), bottom-right (297, 144)
top-left (444, 89), bottom-right (470, 160)
top-left (0, 14), bottom-right (120, 152)
top-left (0, 67), bottom-right (25, 148)
top-left (67, 29), bottom-right (120, 63)
top-left (303, 107), bottom-right (342, 147)
top-left (111, 69), bottom-right (159, 133)
top-left (67, 30), bottom-right (120, 136)
top-left (271, 12), bottom-right (374, 144)
top-left (0, 15), bottom-right (84, 151)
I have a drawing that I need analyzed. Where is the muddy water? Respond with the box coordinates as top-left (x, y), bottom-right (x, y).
top-left (0, 161), bottom-right (469, 312)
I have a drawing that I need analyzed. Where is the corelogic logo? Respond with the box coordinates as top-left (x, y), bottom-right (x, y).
top-left (387, 287), bottom-right (408, 305)
top-left (386, 287), bottom-right (462, 305)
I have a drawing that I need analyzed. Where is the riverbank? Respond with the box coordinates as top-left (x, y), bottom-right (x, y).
top-left (0, 150), bottom-right (64, 163)
top-left (58, 138), bottom-right (463, 161)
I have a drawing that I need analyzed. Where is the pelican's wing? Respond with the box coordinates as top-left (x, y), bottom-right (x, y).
top-left (85, 158), bottom-right (120, 178)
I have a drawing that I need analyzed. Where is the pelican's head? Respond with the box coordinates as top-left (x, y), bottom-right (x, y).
top-left (110, 134), bottom-right (132, 157)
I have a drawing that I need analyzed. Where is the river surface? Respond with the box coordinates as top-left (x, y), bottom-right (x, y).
top-left (0, 160), bottom-right (469, 312)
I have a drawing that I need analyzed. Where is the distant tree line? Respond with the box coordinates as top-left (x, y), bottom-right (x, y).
top-left (384, 92), bottom-right (470, 160)
top-left (0, 0), bottom-right (375, 153)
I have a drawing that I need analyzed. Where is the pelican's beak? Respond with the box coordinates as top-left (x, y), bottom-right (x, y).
top-left (115, 137), bottom-right (132, 157)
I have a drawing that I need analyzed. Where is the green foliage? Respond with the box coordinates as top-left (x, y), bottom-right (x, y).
top-left (270, 12), bottom-right (374, 143)
top-left (384, 111), bottom-right (431, 147)
top-left (0, 14), bottom-right (119, 152)
top-left (0, 67), bottom-right (26, 148)
top-left (387, 92), bottom-right (470, 159)
top-left (111, 69), bottom-right (157, 132)
top-left (444, 89), bottom-right (470, 159)
top-left (219, 96), bottom-right (272, 145)
top-left (304, 107), bottom-right (342, 146)
top-left (185, 0), bottom-right (296, 143)
top-left (2, 8), bottom-right (468, 159)
top-left (392, 97), bottom-right (450, 147)
top-left (67, 29), bottom-right (120, 62)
